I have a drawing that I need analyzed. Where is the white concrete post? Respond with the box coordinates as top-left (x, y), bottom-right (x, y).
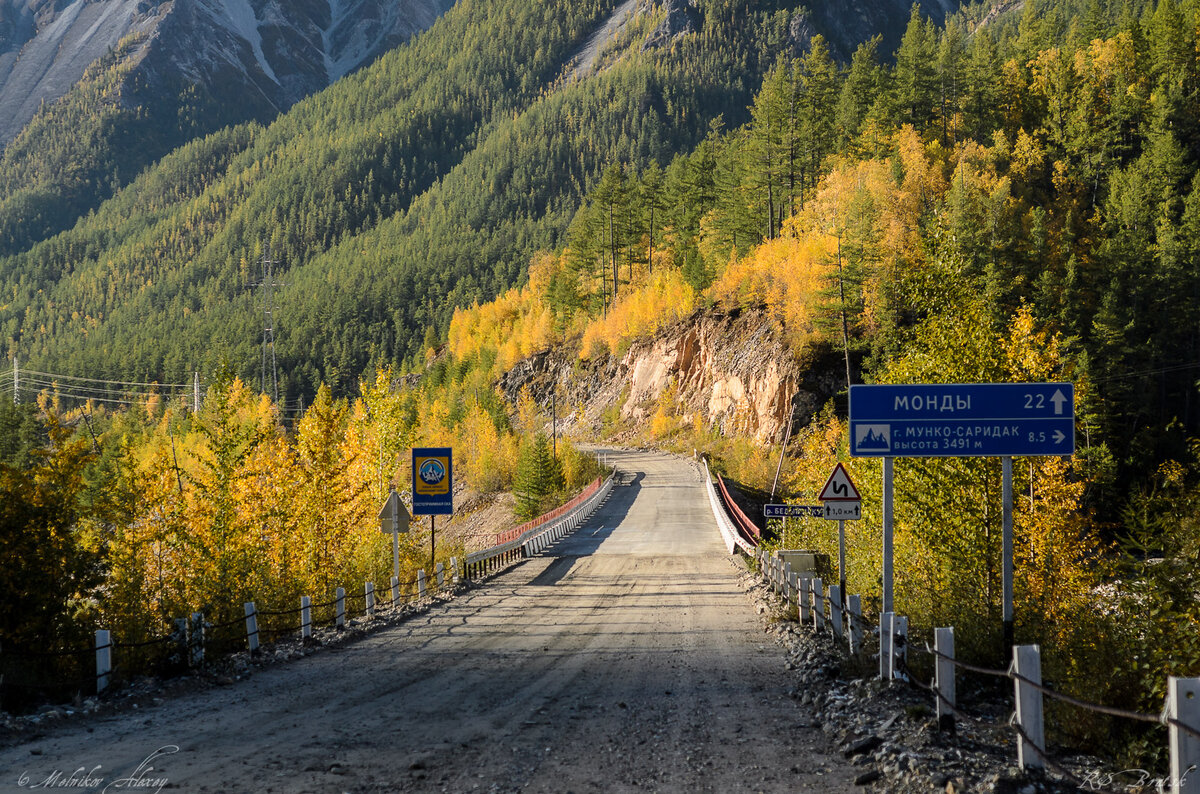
top-left (391, 576), bottom-right (400, 609)
top-left (799, 578), bottom-right (810, 623)
top-left (336, 587), bottom-right (346, 630)
top-left (436, 562), bottom-right (445, 588)
top-left (450, 557), bottom-right (459, 586)
top-left (788, 570), bottom-right (798, 609)
top-left (880, 611), bottom-right (893, 680)
top-left (95, 629), bottom-right (111, 693)
top-left (935, 627), bottom-right (955, 732)
top-left (829, 585), bottom-right (843, 640)
top-left (244, 602), bottom-right (259, 655)
top-left (1013, 644), bottom-right (1045, 770)
top-left (365, 582), bottom-right (375, 619)
top-left (1168, 676), bottom-right (1200, 794)
top-left (189, 612), bottom-right (204, 667)
top-left (847, 594), bottom-right (862, 655)
top-left (811, 577), bottom-right (824, 631)
top-left (301, 596), bottom-right (312, 639)
top-left (417, 570), bottom-right (427, 599)
top-left (893, 615), bottom-right (908, 681)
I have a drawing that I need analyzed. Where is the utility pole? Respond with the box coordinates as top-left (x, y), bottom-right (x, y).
top-left (255, 246), bottom-right (285, 404)
top-left (11, 356), bottom-right (16, 404)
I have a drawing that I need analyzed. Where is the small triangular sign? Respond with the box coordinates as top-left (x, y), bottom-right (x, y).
top-left (379, 489), bottom-right (412, 533)
top-left (818, 463), bottom-right (861, 502)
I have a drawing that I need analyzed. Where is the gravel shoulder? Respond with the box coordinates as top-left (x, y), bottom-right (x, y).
top-left (0, 448), bottom-right (857, 793)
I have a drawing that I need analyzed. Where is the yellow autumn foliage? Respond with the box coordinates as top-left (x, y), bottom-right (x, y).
top-left (579, 268), bottom-right (697, 359)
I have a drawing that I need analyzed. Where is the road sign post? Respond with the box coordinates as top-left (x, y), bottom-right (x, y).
top-left (413, 448), bottom-right (453, 574)
top-left (819, 463), bottom-right (861, 611)
top-left (850, 383), bottom-right (1075, 656)
top-left (379, 488), bottom-right (411, 581)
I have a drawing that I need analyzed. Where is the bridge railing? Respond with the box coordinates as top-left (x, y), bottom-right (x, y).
top-left (463, 472), bottom-right (616, 580)
top-left (702, 459), bottom-right (756, 555)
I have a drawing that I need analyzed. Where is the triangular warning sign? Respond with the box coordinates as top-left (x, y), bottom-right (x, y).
top-left (379, 489), bottom-right (412, 533)
top-left (818, 463), bottom-right (861, 501)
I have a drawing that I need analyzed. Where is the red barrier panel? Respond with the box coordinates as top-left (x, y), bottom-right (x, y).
top-left (716, 474), bottom-right (761, 545)
top-left (493, 477), bottom-right (602, 545)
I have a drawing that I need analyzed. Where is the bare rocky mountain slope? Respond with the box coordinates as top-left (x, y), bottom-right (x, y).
top-left (0, 0), bottom-right (455, 145)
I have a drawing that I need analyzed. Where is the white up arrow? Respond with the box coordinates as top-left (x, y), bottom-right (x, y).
top-left (1050, 389), bottom-right (1067, 415)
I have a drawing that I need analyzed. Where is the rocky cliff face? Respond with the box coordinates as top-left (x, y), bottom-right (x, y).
top-left (501, 309), bottom-right (847, 446)
top-left (0, 0), bottom-right (455, 145)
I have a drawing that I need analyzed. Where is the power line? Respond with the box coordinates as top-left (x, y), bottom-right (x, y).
top-left (18, 368), bottom-right (190, 388)
top-left (18, 376), bottom-right (186, 399)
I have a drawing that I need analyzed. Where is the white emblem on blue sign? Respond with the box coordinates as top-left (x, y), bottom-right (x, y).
top-left (419, 459), bottom-right (446, 485)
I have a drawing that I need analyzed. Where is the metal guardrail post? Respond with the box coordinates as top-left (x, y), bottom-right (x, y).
top-left (365, 582), bottom-right (375, 619)
top-left (417, 570), bottom-right (427, 599)
top-left (880, 611), bottom-right (893, 681)
top-left (829, 585), bottom-right (843, 640)
top-left (1168, 676), bottom-right (1200, 794)
top-left (893, 615), bottom-right (908, 681)
top-left (799, 578), bottom-right (810, 623)
top-left (848, 594), bottom-right (862, 655)
top-left (1013, 644), bottom-right (1045, 769)
top-left (935, 627), bottom-right (955, 732)
top-left (811, 577), bottom-right (824, 631)
top-left (189, 612), bottom-right (205, 668)
top-left (301, 596), bottom-right (312, 639)
top-left (244, 602), bottom-right (259, 655)
top-left (336, 587), bottom-right (346, 630)
top-left (95, 630), bottom-right (111, 693)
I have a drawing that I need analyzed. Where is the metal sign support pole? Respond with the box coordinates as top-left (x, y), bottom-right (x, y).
top-left (430, 515), bottom-right (436, 576)
top-left (1002, 456), bottom-right (1014, 653)
top-left (393, 527), bottom-right (400, 581)
top-left (882, 457), bottom-right (894, 614)
top-left (838, 519), bottom-right (847, 612)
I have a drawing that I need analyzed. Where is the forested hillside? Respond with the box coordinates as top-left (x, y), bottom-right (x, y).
top-left (0, 0), bottom-right (926, 401)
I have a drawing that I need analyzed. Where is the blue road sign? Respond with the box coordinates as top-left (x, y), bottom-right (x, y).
top-left (764, 504), bottom-right (824, 519)
top-left (412, 447), bottom-right (453, 515)
top-left (849, 383), bottom-right (1074, 458)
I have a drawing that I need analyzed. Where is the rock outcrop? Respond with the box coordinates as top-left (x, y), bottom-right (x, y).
top-left (501, 308), bottom-right (847, 447)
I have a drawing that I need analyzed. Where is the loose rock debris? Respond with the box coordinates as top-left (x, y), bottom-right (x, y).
top-left (738, 564), bottom-right (1151, 793)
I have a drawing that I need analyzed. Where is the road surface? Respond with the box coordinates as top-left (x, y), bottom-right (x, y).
top-left (1, 449), bottom-right (856, 793)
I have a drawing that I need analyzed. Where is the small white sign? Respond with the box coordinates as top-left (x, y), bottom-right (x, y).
top-left (824, 502), bottom-right (862, 521)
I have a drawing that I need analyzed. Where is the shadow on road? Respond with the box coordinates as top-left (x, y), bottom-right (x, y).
top-left (526, 468), bottom-right (644, 586)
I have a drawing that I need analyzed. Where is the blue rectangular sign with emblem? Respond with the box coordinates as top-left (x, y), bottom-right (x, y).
top-left (849, 383), bottom-right (1074, 458)
top-left (412, 447), bottom-right (453, 515)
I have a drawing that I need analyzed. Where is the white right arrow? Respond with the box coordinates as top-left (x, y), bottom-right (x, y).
top-left (1053, 430), bottom-right (1066, 444)
top-left (1050, 389), bottom-right (1067, 415)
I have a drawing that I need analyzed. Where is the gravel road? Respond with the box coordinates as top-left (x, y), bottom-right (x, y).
top-left (1, 449), bottom-right (856, 793)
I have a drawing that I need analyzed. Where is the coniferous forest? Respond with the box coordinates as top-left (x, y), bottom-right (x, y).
top-left (4, 0), bottom-right (1200, 761)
